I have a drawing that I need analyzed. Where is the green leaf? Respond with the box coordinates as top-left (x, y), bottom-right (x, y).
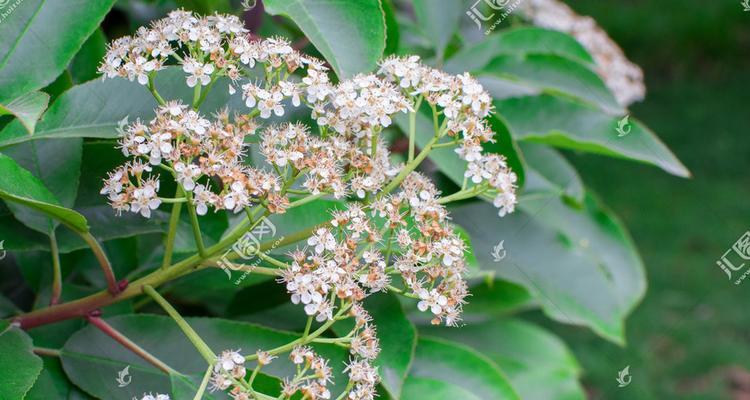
top-left (56, 206), bottom-right (169, 253)
top-left (0, 67), bottom-right (244, 148)
top-left (482, 54), bottom-right (622, 114)
top-left (60, 315), bottom-right (350, 399)
top-left (496, 95), bottom-right (691, 178)
top-left (264, 198), bottom-right (344, 241)
top-left (412, 0), bottom-right (462, 61)
top-left (402, 377), bottom-right (482, 400)
top-left (69, 28), bottom-right (108, 84)
top-left (0, 91), bottom-right (49, 134)
top-left (25, 358), bottom-right (75, 399)
top-left (382, 0), bottom-right (400, 56)
top-left (2, 138), bottom-right (82, 235)
top-left (422, 319), bottom-right (585, 400)
top-left (450, 194), bottom-right (646, 344)
top-left (519, 142), bottom-right (584, 203)
top-left (0, 154), bottom-right (88, 233)
top-left (461, 280), bottom-right (535, 318)
top-left (0, 0), bottom-right (116, 102)
top-left (445, 27), bottom-right (595, 74)
top-left (0, 320), bottom-right (44, 399)
top-left (333, 293), bottom-right (416, 399)
top-left (403, 337), bottom-right (519, 400)
top-left (263, 0), bottom-right (386, 78)
top-left (0, 213), bottom-right (48, 251)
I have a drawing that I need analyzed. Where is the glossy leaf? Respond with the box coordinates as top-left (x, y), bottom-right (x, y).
top-left (0, 91), bottom-right (49, 134)
top-left (519, 142), bottom-right (584, 203)
top-left (483, 54), bottom-right (622, 114)
top-left (422, 319), bottom-right (585, 400)
top-left (0, 67), bottom-right (244, 148)
top-left (25, 358), bottom-right (75, 399)
top-left (496, 95), bottom-right (691, 178)
top-left (0, 320), bottom-right (44, 399)
top-left (0, 154), bottom-right (88, 233)
top-left (263, 0), bottom-right (386, 78)
top-left (402, 377), bottom-right (482, 400)
top-left (2, 138), bottom-right (82, 235)
top-left (0, 0), bottom-right (116, 102)
top-left (69, 29), bottom-right (108, 84)
top-left (412, 0), bottom-right (462, 61)
top-left (60, 315), bottom-right (350, 399)
top-left (450, 194), bottom-right (646, 343)
top-left (445, 27), bottom-right (595, 74)
top-left (404, 337), bottom-right (519, 400)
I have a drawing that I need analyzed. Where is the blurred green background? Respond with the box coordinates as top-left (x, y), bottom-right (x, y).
top-left (538, 0), bottom-right (750, 398)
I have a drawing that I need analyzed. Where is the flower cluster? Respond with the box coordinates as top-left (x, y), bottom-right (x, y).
top-left (101, 102), bottom-right (287, 216)
top-left (280, 172), bottom-right (470, 327)
top-left (101, 10), bottom-right (519, 400)
top-left (378, 55), bottom-right (518, 216)
top-left (282, 346), bottom-right (334, 399)
top-left (520, 0), bottom-right (646, 106)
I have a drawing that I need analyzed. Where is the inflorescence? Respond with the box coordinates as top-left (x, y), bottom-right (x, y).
top-left (103, 10), bottom-right (516, 400)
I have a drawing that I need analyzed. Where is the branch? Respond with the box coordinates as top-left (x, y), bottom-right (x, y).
top-left (49, 231), bottom-right (62, 305)
top-left (80, 232), bottom-right (121, 295)
top-left (86, 314), bottom-right (175, 374)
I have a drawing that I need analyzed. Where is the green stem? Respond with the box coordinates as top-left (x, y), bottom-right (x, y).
top-left (245, 304), bottom-right (351, 361)
top-left (147, 74), bottom-right (166, 106)
top-left (160, 197), bottom-right (188, 204)
top-left (288, 192), bottom-right (328, 209)
top-left (407, 97), bottom-right (423, 162)
top-left (185, 191), bottom-right (207, 258)
top-left (80, 232), bottom-right (120, 295)
top-left (192, 84), bottom-right (202, 110)
top-left (33, 347), bottom-right (61, 357)
top-left (49, 231), bottom-right (62, 305)
top-left (247, 363), bottom-right (262, 387)
top-left (12, 194), bottom-right (325, 330)
top-left (162, 189), bottom-right (184, 269)
top-left (381, 135), bottom-right (440, 196)
top-left (192, 365), bottom-right (213, 400)
top-left (143, 285), bottom-right (215, 364)
top-left (437, 185), bottom-right (487, 204)
top-left (335, 381), bottom-right (355, 400)
top-left (194, 74), bottom-right (218, 110)
top-left (302, 316), bottom-right (313, 339)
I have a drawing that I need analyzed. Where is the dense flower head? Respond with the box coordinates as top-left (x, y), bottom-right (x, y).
top-left (100, 10), bottom-right (519, 400)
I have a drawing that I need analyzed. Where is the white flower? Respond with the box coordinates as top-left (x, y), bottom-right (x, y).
top-left (307, 228), bottom-right (336, 254)
top-left (182, 58), bottom-right (215, 87)
top-left (257, 88), bottom-right (285, 119)
top-left (174, 162), bottom-right (201, 191)
top-left (417, 288), bottom-right (449, 315)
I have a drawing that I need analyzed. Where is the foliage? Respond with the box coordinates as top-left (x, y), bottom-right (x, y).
top-left (0, 1), bottom-right (687, 399)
